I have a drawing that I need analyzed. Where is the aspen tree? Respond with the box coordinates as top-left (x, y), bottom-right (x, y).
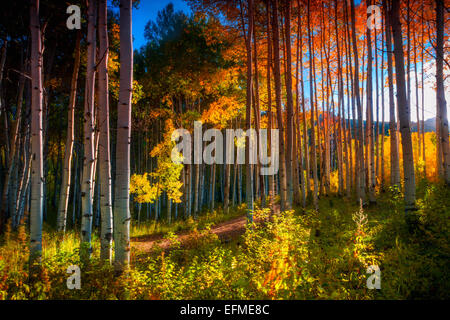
top-left (98, 0), bottom-right (113, 260)
top-left (114, 0), bottom-right (133, 271)
top-left (80, 0), bottom-right (97, 260)
top-left (383, 0), bottom-right (401, 187)
top-left (272, 0), bottom-right (289, 211)
top-left (435, 0), bottom-right (450, 184)
top-left (390, 0), bottom-right (416, 210)
top-left (57, 31), bottom-right (81, 233)
top-left (29, 0), bottom-right (44, 262)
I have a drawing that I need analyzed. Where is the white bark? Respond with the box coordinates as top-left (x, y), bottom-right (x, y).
top-left (29, 0), bottom-right (44, 262)
top-left (390, 0), bottom-right (416, 209)
top-left (80, 0), bottom-right (97, 259)
top-left (98, 0), bottom-right (113, 261)
top-left (114, 0), bottom-right (133, 272)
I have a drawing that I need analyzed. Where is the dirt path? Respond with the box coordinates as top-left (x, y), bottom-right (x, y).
top-left (132, 204), bottom-right (281, 253)
top-left (132, 215), bottom-right (247, 253)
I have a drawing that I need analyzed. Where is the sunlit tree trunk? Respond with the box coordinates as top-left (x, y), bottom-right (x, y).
top-left (334, 0), bottom-right (345, 196)
top-left (344, 1), bottom-right (356, 192)
top-left (320, 3), bottom-right (331, 197)
top-left (97, 0), bottom-right (113, 261)
top-left (413, 23), bottom-right (420, 164)
top-left (380, 17), bottom-right (386, 189)
top-left (312, 24), bottom-right (323, 198)
top-left (114, 0), bottom-right (133, 272)
top-left (366, 3), bottom-right (376, 203)
top-left (29, 0), bottom-right (44, 262)
top-left (375, 27), bottom-right (379, 186)
top-left (80, 0), bottom-right (97, 261)
top-left (350, 0), bottom-right (365, 203)
top-left (390, 0), bottom-right (416, 210)
top-left (295, 1), bottom-right (305, 207)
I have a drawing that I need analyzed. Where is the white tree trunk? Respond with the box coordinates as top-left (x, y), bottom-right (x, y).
top-left (29, 0), bottom-right (44, 262)
top-left (80, 0), bottom-right (97, 260)
top-left (390, 0), bottom-right (416, 210)
top-left (97, 0), bottom-right (113, 261)
top-left (114, 0), bottom-right (133, 272)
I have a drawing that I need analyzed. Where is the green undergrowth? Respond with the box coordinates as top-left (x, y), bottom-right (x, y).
top-left (130, 203), bottom-right (246, 239)
top-left (0, 183), bottom-right (449, 299)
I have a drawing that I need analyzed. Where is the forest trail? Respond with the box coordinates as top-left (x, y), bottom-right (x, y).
top-left (132, 204), bottom-right (281, 253)
top-left (131, 215), bottom-right (247, 253)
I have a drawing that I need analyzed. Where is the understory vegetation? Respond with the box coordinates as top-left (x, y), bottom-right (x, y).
top-left (1, 181), bottom-right (448, 300)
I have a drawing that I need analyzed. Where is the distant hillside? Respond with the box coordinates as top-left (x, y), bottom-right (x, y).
top-left (343, 117), bottom-right (436, 136)
top-left (411, 117), bottom-right (436, 133)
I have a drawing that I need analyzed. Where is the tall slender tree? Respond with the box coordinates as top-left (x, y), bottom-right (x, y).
top-left (29, 0), bottom-right (44, 262)
top-left (57, 31), bottom-right (81, 233)
top-left (383, 0), bottom-right (400, 187)
top-left (272, 0), bottom-right (289, 211)
top-left (307, 0), bottom-right (319, 209)
top-left (114, 0), bottom-right (133, 272)
top-left (435, 0), bottom-right (450, 184)
top-left (283, 0), bottom-right (294, 208)
top-left (244, 0), bottom-right (254, 222)
top-left (80, 0), bottom-right (97, 260)
top-left (350, 0), bottom-right (365, 203)
top-left (98, 0), bottom-right (113, 261)
top-left (390, 0), bottom-right (416, 211)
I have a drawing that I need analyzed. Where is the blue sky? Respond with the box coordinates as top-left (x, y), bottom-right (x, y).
top-left (108, 0), bottom-right (192, 50)
top-left (108, 0), bottom-right (447, 121)
top-left (132, 0), bottom-right (192, 50)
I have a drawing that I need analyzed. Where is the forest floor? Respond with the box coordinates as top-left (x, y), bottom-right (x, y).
top-left (1, 183), bottom-right (449, 299)
top-left (132, 204), bottom-right (281, 252)
top-left (132, 215), bottom-right (247, 252)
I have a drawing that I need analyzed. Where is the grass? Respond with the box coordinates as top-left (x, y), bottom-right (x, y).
top-left (0, 181), bottom-right (449, 299)
top-left (130, 203), bottom-right (246, 239)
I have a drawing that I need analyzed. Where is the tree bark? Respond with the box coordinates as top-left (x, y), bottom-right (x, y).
top-left (98, 0), bottom-right (113, 261)
top-left (80, 0), bottom-right (97, 261)
top-left (390, 0), bottom-right (416, 210)
top-left (350, 0), bottom-right (365, 203)
top-left (366, 2), bottom-right (376, 203)
top-left (114, 0), bottom-right (133, 272)
top-left (272, 0), bottom-right (288, 212)
top-left (383, 0), bottom-right (400, 187)
top-left (29, 0), bottom-right (44, 262)
top-left (307, 0), bottom-right (319, 210)
top-left (435, 0), bottom-right (450, 184)
top-left (57, 31), bottom-right (81, 233)
top-left (245, 0), bottom-right (254, 222)
top-left (1, 54), bottom-right (25, 226)
top-left (283, 1), bottom-right (294, 208)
